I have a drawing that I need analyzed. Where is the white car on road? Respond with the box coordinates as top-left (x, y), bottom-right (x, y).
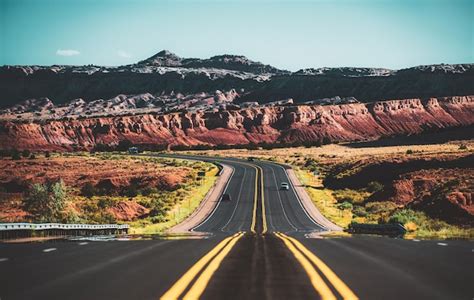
top-left (280, 182), bottom-right (289, 190)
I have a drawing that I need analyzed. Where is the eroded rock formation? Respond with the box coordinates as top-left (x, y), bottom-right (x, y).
top-left (0, 96), bottom-right (472, 151)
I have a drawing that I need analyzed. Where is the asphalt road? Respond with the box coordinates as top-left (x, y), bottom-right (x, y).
top-left (0, 156), bottom-right (472, 300)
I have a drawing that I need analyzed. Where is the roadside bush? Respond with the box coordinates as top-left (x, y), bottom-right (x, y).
top-left (338, 201), bottom-right (353, 210)
top-left (45, 151), bottom-right (51, 158)
top-left (23, 180), bottom-right (67, 222)
top-left (149, 197), bottom-right (168, 217)
top-left (100, 212), bottom-right (117, 223)
top-left (29, 154), bottom-right (36, 159)
top-left (304, 158), bottom-right (319, 172)
top-left (98, 197), bottom-right (114, 209)
top-left (61, 209), bottom-right (82, 223)
top-left (406, 149), bottom-right (414, 155)
top-left (458, 144), bottom-right (468, 150)
top-left (150, 215), bottom-right (166, 224)
top-left (333, 189), bottom-right (369, 204)
top-left (388, 209), bottom-right (421, 224)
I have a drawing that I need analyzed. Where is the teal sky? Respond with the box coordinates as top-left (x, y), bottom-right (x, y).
top-left (0, 0), bottom-right (472, 71)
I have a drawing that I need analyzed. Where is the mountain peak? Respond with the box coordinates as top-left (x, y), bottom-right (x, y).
top-left (137, 50), bottom-right (182, 66)
top-left (155, 50), bottom-right (178, 57)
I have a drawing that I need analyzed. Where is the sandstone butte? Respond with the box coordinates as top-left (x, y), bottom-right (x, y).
top-left (0, 95), bottom-right (472, 151)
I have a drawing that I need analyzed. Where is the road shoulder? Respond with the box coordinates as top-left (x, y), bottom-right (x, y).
top-left (285, 168), bottom-right (342, 231)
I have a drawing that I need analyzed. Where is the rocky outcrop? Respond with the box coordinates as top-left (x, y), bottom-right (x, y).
top-left (0, 96), bottom-right (472, 151)
top-left (107, 201), bottom-right (150, 221)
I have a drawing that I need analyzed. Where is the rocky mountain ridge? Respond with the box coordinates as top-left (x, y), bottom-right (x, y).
top-left (1, 50), bottom-right (473, 109)
top-left (1, 95), bottom-right (472, 151)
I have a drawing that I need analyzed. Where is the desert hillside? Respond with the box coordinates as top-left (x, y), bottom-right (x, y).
top-left (0, 95), bottom-right (472, 151)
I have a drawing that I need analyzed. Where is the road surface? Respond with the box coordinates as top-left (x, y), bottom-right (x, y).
top-left (0, 156), bottom-right (472, 300)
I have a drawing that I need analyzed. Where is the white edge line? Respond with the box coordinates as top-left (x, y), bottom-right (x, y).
top-left (191, 164), bottom-right (236, 232)
top-left (42, 248), bottom-right (57, 253)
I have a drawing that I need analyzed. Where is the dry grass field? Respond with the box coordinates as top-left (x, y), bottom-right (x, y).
top-left (0, 153), bottom-right (218, 233)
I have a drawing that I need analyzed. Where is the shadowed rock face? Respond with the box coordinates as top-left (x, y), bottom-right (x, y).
top-left (0, 95), bottom-right (472, 151)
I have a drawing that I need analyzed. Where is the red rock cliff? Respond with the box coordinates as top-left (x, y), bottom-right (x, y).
top-left (0, 96), bottom-right (473, 151)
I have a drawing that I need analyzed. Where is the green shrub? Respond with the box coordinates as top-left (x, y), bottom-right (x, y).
top-left (82, 201), bottom-right (99, 214)
top-left (45, 151), bottom-right (51, 158)
top-left (23, 180), bottom-right (67, 222)
top-left (98, 197), bottom-right (114, 209)
top-left (388, 209), bottom-right (422, 224)
top-left (29, 154), bottom-right (36, 159)
top-left (333, 189), bottom-right (369, 204)
top-left (149, 197), bottom-right (168, 217)
top-left (338, 201), bottom-right (353, 210)
top-left (406, 149), bottom-right (414, 155)
top-left (458, 144), bottom-right (468, 150)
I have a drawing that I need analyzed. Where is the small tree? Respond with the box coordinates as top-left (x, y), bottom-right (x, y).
top-left (45, 151), bottom-right (51, 158)
top-left (23, 180), bottom-right (67, 222)
top-left (338, 201), bottom-right (353, 210)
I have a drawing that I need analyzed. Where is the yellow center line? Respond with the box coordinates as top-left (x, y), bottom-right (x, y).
top-left (233, 161), bottom-right (261, 234)
top-left (250, 164), bottom-right (258, 234)
top-left (160, 232), bottom-right (243, 300)
top-left (183, 232), bottom-right (244, 299)
top-left (279, 233), bottom-right (359, 300)
top-left (256, 165), bottom-right (268, 234)
top-left (275, 232), bottom-right (336, 300)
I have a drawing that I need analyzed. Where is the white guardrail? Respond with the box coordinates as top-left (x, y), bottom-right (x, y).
top-left (0, 223), bottom-right (129, 231)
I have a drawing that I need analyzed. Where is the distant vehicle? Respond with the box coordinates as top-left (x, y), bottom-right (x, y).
top-left (280, 182), bottom-right (289, 190)
top-left (247, 157), bottom-right (255, 161)
top-left (128, 147), bottom-right (139, 154)
top-left (221, 193), bottom-right (231, 201)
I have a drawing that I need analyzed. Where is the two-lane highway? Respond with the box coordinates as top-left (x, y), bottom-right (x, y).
top-left (1, 155), bottom-right (472, 300)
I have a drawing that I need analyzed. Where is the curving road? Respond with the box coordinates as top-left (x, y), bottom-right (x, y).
top-left (0, 155), bottom-right (472, 300)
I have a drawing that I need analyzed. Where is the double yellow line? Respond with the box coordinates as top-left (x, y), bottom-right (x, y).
top-left (249, 164), bottom-right (267, 234)
top-left (275, 232), bottom-right (358, 300)
top-left (161, 232), bottom-right (244, 300)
